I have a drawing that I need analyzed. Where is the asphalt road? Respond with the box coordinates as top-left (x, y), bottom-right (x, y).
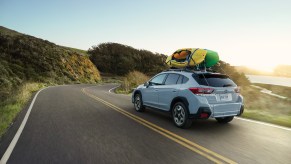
top-left (0, 84), bottom-right (291, 164)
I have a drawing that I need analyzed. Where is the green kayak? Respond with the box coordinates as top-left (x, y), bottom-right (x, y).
top-left (204, 49), bottom-right (219, 67)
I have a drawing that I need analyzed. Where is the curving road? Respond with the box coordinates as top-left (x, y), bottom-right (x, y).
top-left (0, 84), bottom-right (291, 164)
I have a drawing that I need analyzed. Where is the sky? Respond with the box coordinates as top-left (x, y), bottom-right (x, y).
top-left (1, 0), bottom-right (291, 71)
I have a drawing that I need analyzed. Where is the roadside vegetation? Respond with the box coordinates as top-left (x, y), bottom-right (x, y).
top-left (241, 85), bottom-right (291, 127)
top-left (99, 73), bottom-right (124, 84)
top-left (0, 83), bottom-right (46, 137)
top-left (252, 83), bottom-right (291, 99)
top-left (116, 71), bottom-right (150, 94)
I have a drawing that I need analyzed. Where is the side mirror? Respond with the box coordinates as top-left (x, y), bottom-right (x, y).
top-left (144, 81), bottom-right (150, 87)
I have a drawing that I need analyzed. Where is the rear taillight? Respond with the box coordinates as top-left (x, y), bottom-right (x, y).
top-left (200, 113), bottom-right (209, 118)
top-left (189, 87), bottom-right (214, 94)
top-left (235, 87), bottom-right (240, 93)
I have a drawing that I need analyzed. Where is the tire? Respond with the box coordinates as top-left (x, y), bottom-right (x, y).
top-left (215, 116), bottom-right (234, 123)
top-left (134, 93), bottom-right (145, 112)
top-left (172, 102), bottom-right (192, 129)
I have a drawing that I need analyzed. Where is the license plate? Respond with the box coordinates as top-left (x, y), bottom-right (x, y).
top-left (216, 93), bottom-right (232, 102)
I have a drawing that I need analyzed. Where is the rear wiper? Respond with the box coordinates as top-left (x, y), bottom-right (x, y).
top-left (223, 84), bottom-right (233, 87)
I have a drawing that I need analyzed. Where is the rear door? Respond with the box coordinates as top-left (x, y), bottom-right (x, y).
top-left (157, 73), bottom-right (181, 111)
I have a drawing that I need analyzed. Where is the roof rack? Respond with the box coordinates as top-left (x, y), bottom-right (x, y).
top-left (163, 67), bottom-right (217, 74)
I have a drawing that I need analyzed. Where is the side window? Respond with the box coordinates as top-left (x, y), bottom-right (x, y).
top-left (177, 75), bottom-right (189, 84)
top-left (182, 76), bottom-right (189, 84)
top-left (150, 74), bottom-right (167, 85)
top-left (177, 75), bottom-right (183, 84)
top-left (164, 74), bottom-right (180, 85)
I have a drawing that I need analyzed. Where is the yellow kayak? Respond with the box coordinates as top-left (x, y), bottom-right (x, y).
top-left (166, 48), bottom-right (207, 68)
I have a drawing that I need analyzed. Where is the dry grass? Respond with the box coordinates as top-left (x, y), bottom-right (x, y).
top-left (116, 71), bottom-right (150, 94)
top-left (241, 86), bottom-right (291, 127)
top-left (252, 83), bottom-right (291, 99)
top-left (100, 73), bottom-right (124, 84)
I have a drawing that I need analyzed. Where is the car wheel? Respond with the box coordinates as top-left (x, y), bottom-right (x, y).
top-left (134, 93), bottom-right (145, 112)
top-left (215, 116), bottom-right (234, 123)
top-left (172, 102), bottom-right (192, 129)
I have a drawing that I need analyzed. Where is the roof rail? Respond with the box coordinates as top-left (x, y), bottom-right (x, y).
top-left (163, 68), bottom-right (192, 72)
top-left (163, 67), bottom-right (206, 72)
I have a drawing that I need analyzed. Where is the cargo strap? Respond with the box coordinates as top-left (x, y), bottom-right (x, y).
top-left (186, 48), bottom-right (199, 67)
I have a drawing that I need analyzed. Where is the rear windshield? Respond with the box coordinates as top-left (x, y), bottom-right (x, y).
top-left (192, 74), bottom-right (236, 87)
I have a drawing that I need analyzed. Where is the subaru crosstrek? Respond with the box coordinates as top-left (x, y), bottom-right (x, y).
top-left (132, 69), bottom-right (244, 128)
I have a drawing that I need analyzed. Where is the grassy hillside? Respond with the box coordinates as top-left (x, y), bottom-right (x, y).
top-left (242, 85), bottom-right (291, 127)
top-left (0, 26), bottom-right (101, 101)
top-left (0, 26), bottom-right (101, 137)
top-left (253, 83), bottom-right (291, 99)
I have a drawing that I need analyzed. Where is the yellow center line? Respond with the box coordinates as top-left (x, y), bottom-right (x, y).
top-left (82, 87), bottom-right (237, 164)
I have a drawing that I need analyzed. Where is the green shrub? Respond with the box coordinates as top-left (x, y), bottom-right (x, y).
top-left (88, 43), bottom-right (168, 76)
top-left (0, 78), bottom-right (12, 100)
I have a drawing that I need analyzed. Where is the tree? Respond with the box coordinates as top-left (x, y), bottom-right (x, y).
top-left (88, 43), bottom-right (168, 75)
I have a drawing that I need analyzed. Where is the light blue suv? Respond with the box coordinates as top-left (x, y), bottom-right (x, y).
top-left (132, 69), bottom-right (244, 128)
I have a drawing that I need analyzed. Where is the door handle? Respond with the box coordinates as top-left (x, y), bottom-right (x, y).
top-left (172, 90), bottom-right (177, 92)
top-left (155, 89), bottom-right (159, 91)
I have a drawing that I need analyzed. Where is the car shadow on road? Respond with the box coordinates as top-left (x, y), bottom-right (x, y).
top-left (137, 107), bottom-right (237, 134)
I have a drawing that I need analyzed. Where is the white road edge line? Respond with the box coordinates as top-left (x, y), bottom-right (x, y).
top-left (235, 117), bottom-right (291, 132)
top-left (108, 85), bottom-right (120, 93)
top-left (0, 87), bottom-right (48, 164)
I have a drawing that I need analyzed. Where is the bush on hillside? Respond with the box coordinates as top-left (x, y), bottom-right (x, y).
top-left (88, 43), bottom-right (168, 76)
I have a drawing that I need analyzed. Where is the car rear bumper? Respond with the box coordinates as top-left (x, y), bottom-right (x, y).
top-left (189, 107), bottom-right (212, 119)
top-left (237, 105), bottom-right (244, 116)
top-left (188, 104), bottom-right (244, 119)
top-left (210, 103), bottom-right (243, 118)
